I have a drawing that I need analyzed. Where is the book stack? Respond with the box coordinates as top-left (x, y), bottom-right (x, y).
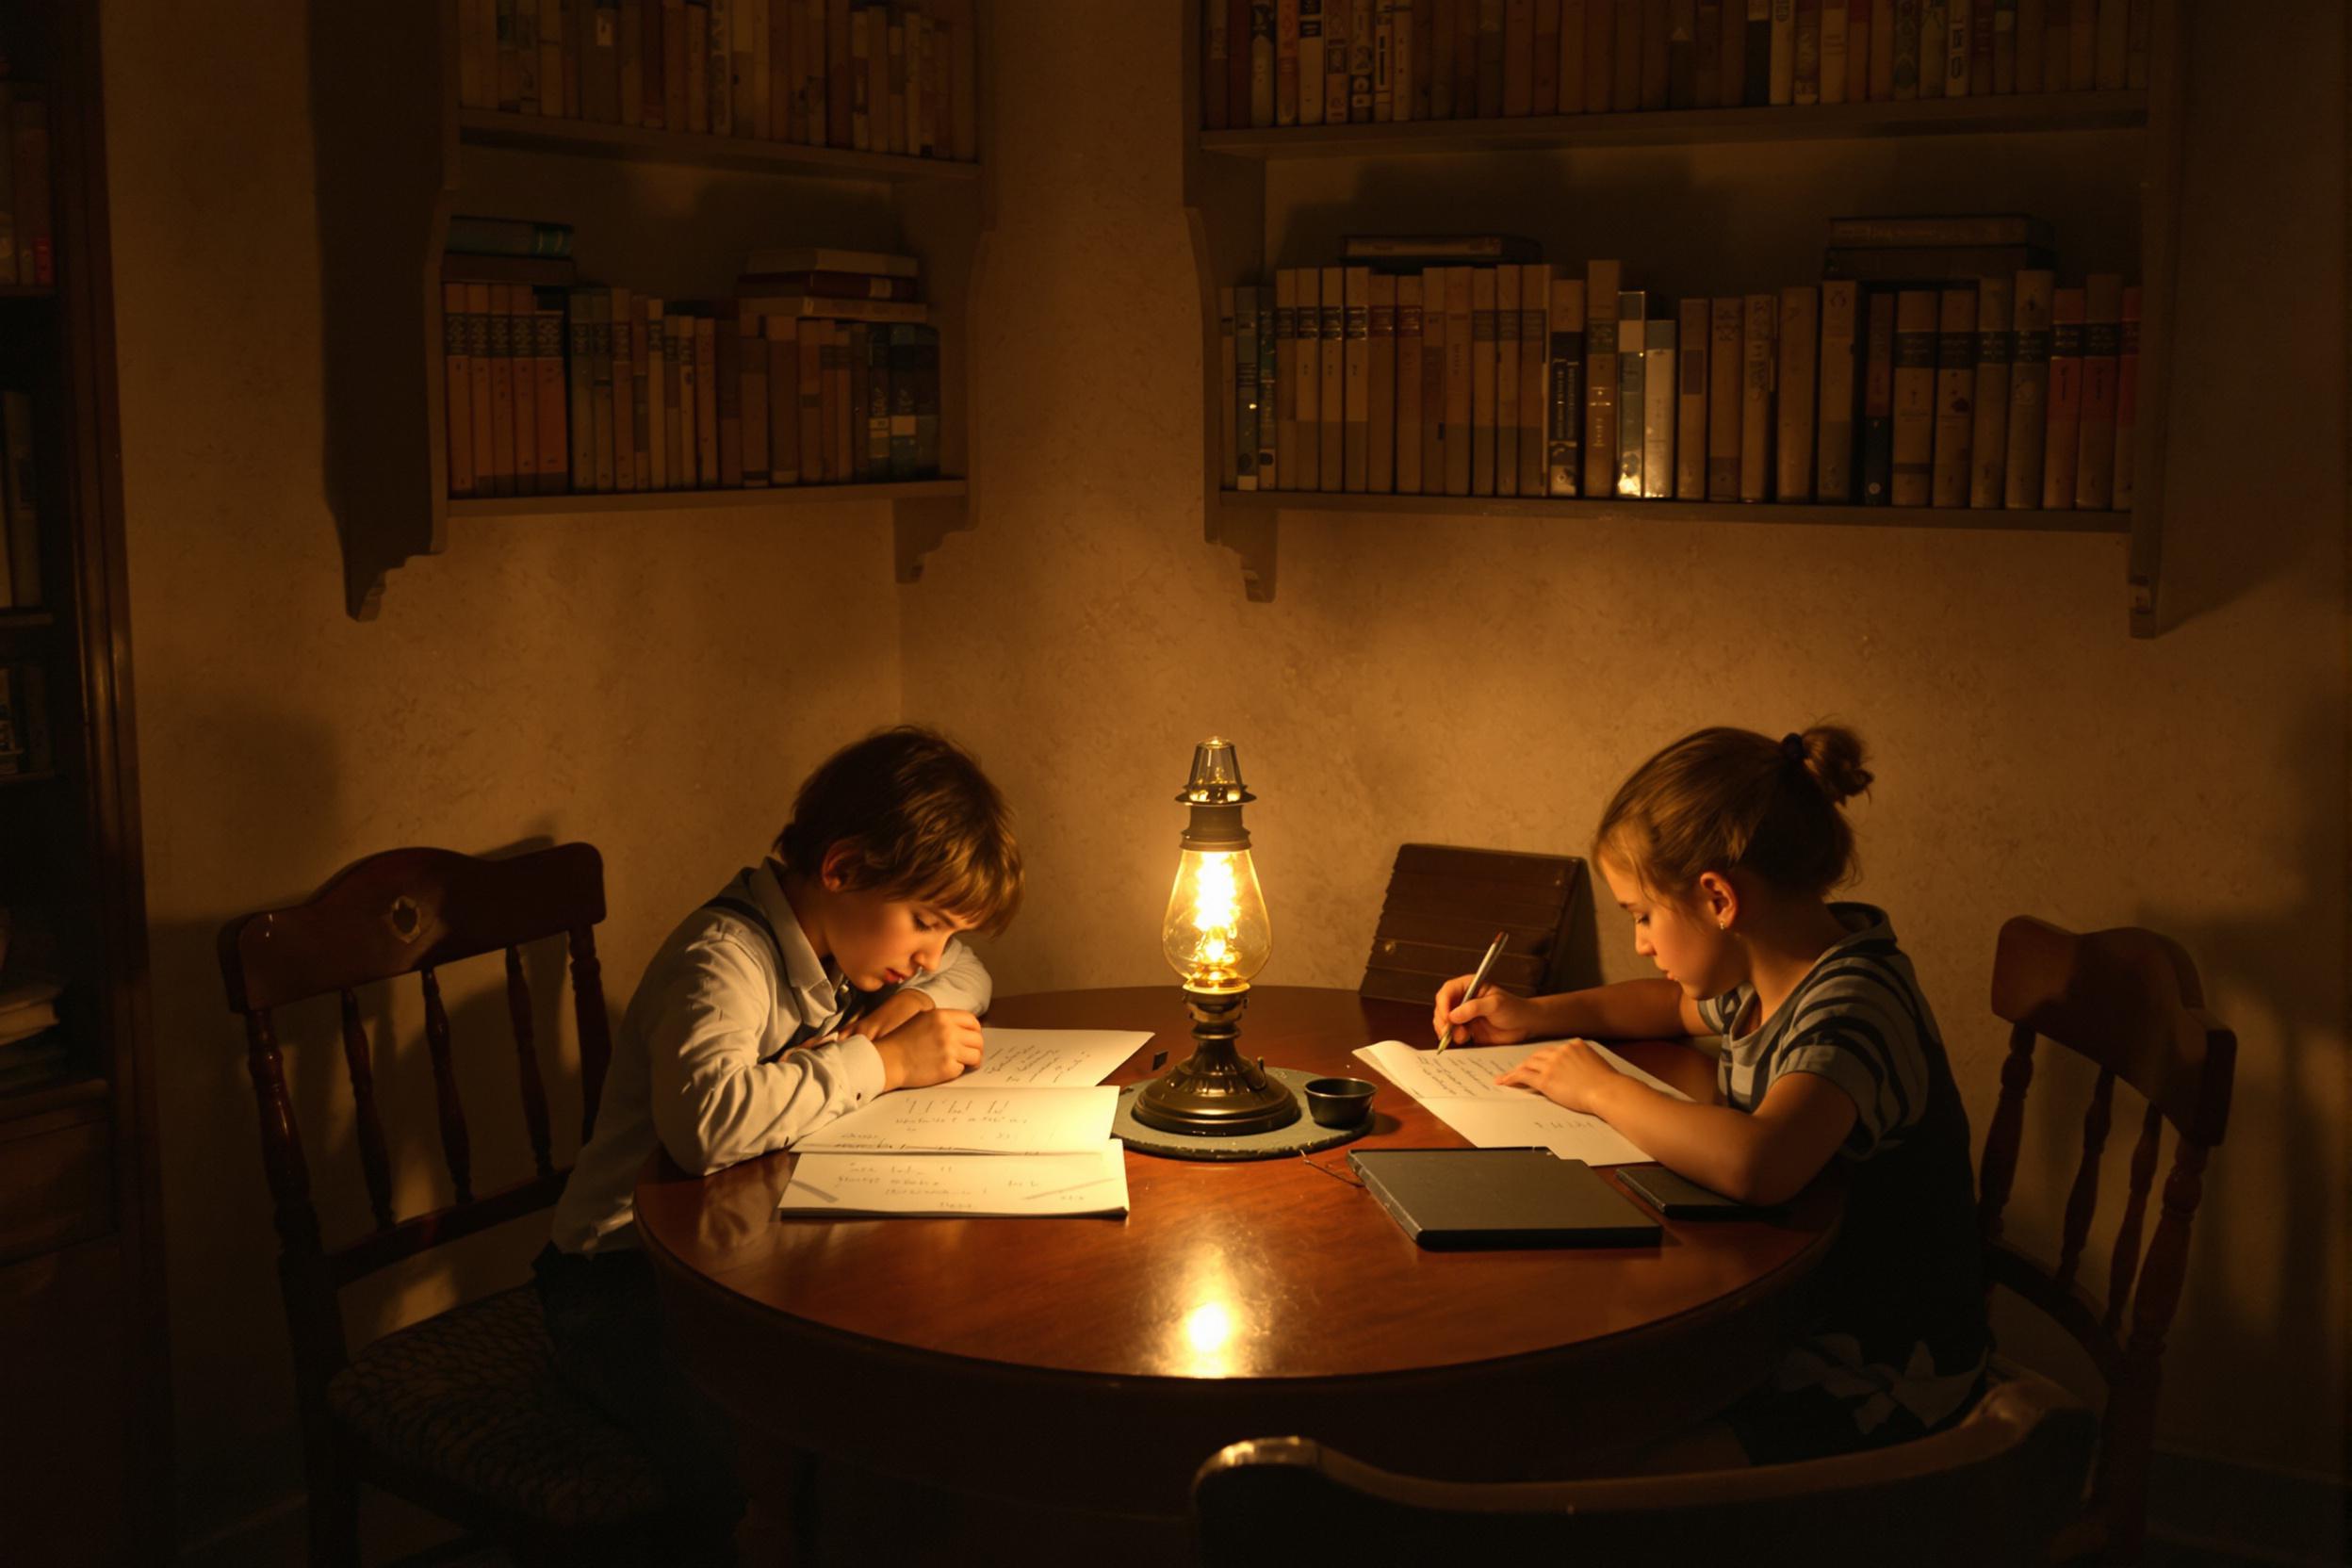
top-left (455, 0), bottom-right (979, 161)
top-left (1204, 0), bottom-right (2151, 129)
top-left (1, 389), bottom-right (43, 609)
top-left (0, 977), bottom-right (71, 1093)
top-left (1221, 225), bottom-right (2136, 513)
top-left (443, 237), bottom-right (944, 498)
top-left (0, 83), bottom-right (54, 287)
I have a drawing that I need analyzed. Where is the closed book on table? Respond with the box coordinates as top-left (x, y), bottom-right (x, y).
top-left (1493, 264), bottom-right (1519, 496)
top-left (2112, 284), bottom-right (2140, 510)
top-left (1348, 1149), bottom-right (1661, 1250)
top-left (1614, 289), bottom-right (1645, 497)
top-left (1546, 275), bottom-right (1585, 496)
top-left (1583, 260), bottom-right (1621, 498)
top-left (1344, 265), bottom-right (1372, 489)
top-left (1968, 273), bottom-right (2012, 508)
top-left (1442, 266), bottom-right (1473, 496)
top-left (1860, 287), bottom-right (1895, 503)
top-left (2073, 271), bottom-right (2121, 510)
top-left (1368, 270), bottom-right (1396, 492)
top-left (443, 285), bottom-right (476, 497)
top-left (1774, 284), bottom-right (1816, 502)
top-left (1421, 266), bottom-right (1448, 493)
top-left (1517, 264), bottom-right (1550, 498)
top-left (1273, 270), bottom-right (1298, 486)
top-left (1218, 287), bottom-right (1238, 488)
top-left (1256, 286), bottom-right (1280, 489)
top-left (1816, 280), bottom-right (1858, 502)
top-left (1294, 269), bottom-right (1323, 492)
top-left (1395, 272), bottom-right (1423, 494)
top-left (1321, 266), bottom-right (1348, 490)
top-left (1641, 317), bottom-right (1674, 498)
top-left (1707, 297), bottom-right (1742, 500)
top-left (1889, 289), bottom-right (1936, 505)
top-left (1929, 285), bottom-right (1974, 507)
top-left (1740, 291), bottom-right (1775, 501)
top-left (1235, 285), bottom-right (1260, 491)
top-left (2040, 285), bottom-right (2083, 508)
top-left (2003, 270), bottom-right (2052, 507)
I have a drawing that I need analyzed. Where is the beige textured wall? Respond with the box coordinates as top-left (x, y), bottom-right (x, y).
top-left (97, 0), bottom-right (2344, 1544)
top-left (905, 0), bottom-right (2348, 1482)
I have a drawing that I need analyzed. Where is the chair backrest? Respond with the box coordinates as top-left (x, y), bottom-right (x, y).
top-left (1193, 1367), bottom-right (2095, 1566)
top-left (217, 845), bottom-right (615, 1387)
top-left (1358, 843), bottom-right (1587, 1006)
top-left (1975, 915), bottom-right (2235, 1563)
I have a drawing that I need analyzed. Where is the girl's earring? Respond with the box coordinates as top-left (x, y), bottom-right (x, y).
top-left (1717, 918), bottom-right (1729, 930)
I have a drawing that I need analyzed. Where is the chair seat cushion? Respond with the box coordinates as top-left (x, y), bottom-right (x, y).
top-left (327, 1283), bottom-right (669, 1529)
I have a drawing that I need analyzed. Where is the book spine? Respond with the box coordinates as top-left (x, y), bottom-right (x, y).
top-left (794, 318), bottom-right (822, 480)
top-left (591, 290), bottom-right (617, 491)
top-left (1444, 265), bottom-right (1473, 496)
top-left (1793, 0), bottom-right (1819, 104)
top-left (1695, 0), bottom-right (1723, 105)
top-left (1292, 269), bottom-right (1322, 490)
top-left (1410, 0), bottom-right (1434, 118)
top-left (1492, 264), bottom-right (1520, 495)
top-left (621, 296), bottom-right (645, 483)
top-left (1218, 286), bottom-right (1238, 487)
top-left (886, 324), bottom-right (917, 479)
top-left (469, 283), bottom-right (500, 494)
top-left (2112, 283), bottom-right (2139, 510)
top-left (1503, 0), bottom-right (1535, 113)
top-left (700, 312), bottom-right (725, 485)
top-left (2016, 0), bottom-right (2042, 91)
top-left (443, 285), bottom-right (476, 498)
top-left (1256, 286), bottom-right (1279, 487)
top-left (766, 317), bottom-right (796, 482)
top-left (1972, 0), bottom-right (1997, 92)
top-left (1706, 297), bottom-right (1741, 499)
top-left (1279, 0), bottom-right (1302, 123)
top-left (2074, 271), bottom-right (2121, 509)
top-left (1968, 273), bottom-right (2012, 508)
top-left (1324, 0), bottom-right (1352, 122)
top-left (1252, 0), bottom-right (1278, 126)
top-left (1582, 260), bottom-right (1620, 498)
top-left (1930, 285), bottom-right (1973, 506)
top-left (1344, 265), bottom-right (1372, 489)
top-left (671, 315), bottom-right (695, 483)
top-left (2040, 285), bottom-right (2083, 507)
top-left (1584, 0), bottom-right (1615, 112)
top-left (1847, 0), bottom-right (1870, 100)
top-left (1545, 276), bottom-right (1585, 496)
top-left (2125, 0), bottom-right (2148, 89)
top-left (1819, 0), bottom-right (1847, 101)
top-left (1992, 0), bottom-right (2016, 91)
top-left (1870, 0), bottom-right (1896, 98)
top-left (1420, 265), bottom-right (1447, 492)
top-left (620, 0), bottom-right (645, 124)
top-left (1919, 0), bottom-right (1945, 97)
top-left (610, 286), bottom-right (637, 490)
top-left (1321, 266), bottom-right (1348, 490)
top-left (512, 286), bottom-right (540, 494)
top-left (1351, 0), bottom-right (1378, 120)
top-left (1674, 298), bottom-right (1708, 498)
top-left (688, 1), bottom-right (711, 130)
top-left (1298, 0), bottom-right (1327, 122)
top-left (1517, 264), bottom-right (1550, 498)
top-left (515, 2), bottom-right (542, 114)
top-left (1860, 287), bottom-right (1894, 502)
top-left (1375, 0), bottom-right (1398, 122)
top-left (1427, 0), bottom-right (1452, 118)
top-left (743, 308), bottom-right (771, 484)
top-left (539, 0), bottom-right (568, 114)
top-left (1368, 270), bottom-right (1397, 493)
top-left (1535, 0), bottom-right (1563, 112)
top-left (1235, 285), bottom-right (1260, 491)
top-left (865, 319), bottom-right (891, 480)
top-left (1611, 0), bottom-right (1642, 111)
top-left (1641, 317), bottom-right (1674, 498)
top-left (1888, 288), bottom-right (1936, 505)
top-left (1739, 292), bottom-right (1775, 499)
top-left (643, 299), bottom-right (668, 490)
top-left (1817, 279), bottom-right (1857, 502)
top-left (1942, 0), bottom-right (1969, 97)
top-left (535, 298), bottom-right (570, 493)
top-left (1890, 0), bottom-right (1919, 97)
top-left (1207, 0), bottom-right (1230, 128)
top-left (1396, 273), bottom-right (1424, 494)
top-left (1614, 288), bottom-right (1644, 497)
top-left (568, 288), bottom-right (596, 489)
top-left (1272, 270), bottom-right (1297, 487)
top-left (1558, 0), bottom-right (1587, 113)
top-left (2093, 0), bottom-right (2126, 88)
top-left (1741, 0), bottom-right (1771, 104)
top-left (665, 0), bottom-right (691, 129)
top-left (0, 89), bottom-right (20, 284)
top-left (1471, 267), bottom-right (1499, 495)
top-left (1774, 285), bottom-right (1816, 501)
top-left (1768, 0), bottom-right (1795, 103)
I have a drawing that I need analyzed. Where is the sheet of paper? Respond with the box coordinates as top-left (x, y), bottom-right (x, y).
top-left (791, 1084), bottom-right (1118, 1154)
top-left (778, 1143), bottom-right (1129, 1218)
top-left (960, 1027), bottom-right (1152, 1087)
top-left (1354, 1037), bottom-right (1695, 1103)
top-left (1414, 1097), bottom-right (1657, 1167)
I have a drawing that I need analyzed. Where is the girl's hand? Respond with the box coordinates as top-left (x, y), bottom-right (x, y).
top-left (1431, 974), bottom-right (1539, 1047)
top-left (855, 988), bottom-right (936, 1042)
top-left (1494, 1038), bottom-right (1619, 1114)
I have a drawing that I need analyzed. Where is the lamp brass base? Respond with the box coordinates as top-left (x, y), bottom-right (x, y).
top-left (1130, 986), bottom-right (1299, 1136)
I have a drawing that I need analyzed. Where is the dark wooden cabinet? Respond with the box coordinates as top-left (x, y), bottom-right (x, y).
top-left (0, 2), bottom-right (167, 1560)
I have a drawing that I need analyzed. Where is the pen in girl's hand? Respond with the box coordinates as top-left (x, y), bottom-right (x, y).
top-left (1436, 932), bottom-right (1509, 1053)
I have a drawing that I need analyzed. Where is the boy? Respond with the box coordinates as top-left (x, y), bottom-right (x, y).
top-left (537, 725), bottom-right (1022, 1549)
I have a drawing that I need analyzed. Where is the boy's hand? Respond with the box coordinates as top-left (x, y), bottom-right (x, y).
top-left (873, 1006), bottom-right (984, 1091)
top-left (1494, 1038), bottom-right (1617, 1114)
top-left (1431, 974), bottom-right (1537, 1047)
top-left (856, 988), bottom-right (935, 1042)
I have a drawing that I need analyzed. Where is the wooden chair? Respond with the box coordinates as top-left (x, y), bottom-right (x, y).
top-left (218, 844), bottom-right (676, 1566)
top-left (1192, 1365), bottom-right (2096, 1565)
top-left (1358, 843), bottom-right (1589, 1007)
top-left (1977, 916), bottom-right (2237, 1564)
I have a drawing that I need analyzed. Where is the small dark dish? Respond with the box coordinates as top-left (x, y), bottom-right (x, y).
top-left (1303, 1076), bottom-right (1377, 1128)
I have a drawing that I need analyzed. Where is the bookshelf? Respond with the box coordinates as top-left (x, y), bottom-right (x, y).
top-left (0, 2), bottom-right (169, 1560)
top-left (1180, 2), bottom-right (2185, 637)
top-left (320, 3), bottom-right (991, 621)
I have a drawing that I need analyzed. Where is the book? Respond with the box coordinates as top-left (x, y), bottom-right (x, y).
top-left (736, 270), bottom-right (921, 302)
top-left (1218, 286), bottom-right (1238, 487)
top-left (1428, 0), bottom-right (1454, 116)
top-left (1889, 288), bottom-right (1937, 505)
top-left (2003, 269), bottom-right (2053, 507)
top-left (1545, 275), bottom-right (1584, 496)
top-left (1560, 0), bottom-right (1590, 113)
top-left (1321, 265), bottom-right (1347, 491)
top-left (1535, 0), bottom-right (1563, 112)
top-left (468, 282), bottom-right (498, 495)
top-left (1296, 268), bottom-right (1324, 491)
top-left (1670, 0), bottom-right (1701, 106)
top-left (442, 285), bottom-right (476, 498)
top-left (1471, 265), bottom-right (1498, 496)
top-left (864, 318), bottom-right (892, 481)
top-left (2074, 272), bottom-right (2122, 509)
top-left (1395, 272), bottom-right (1422, 494)
top-left (1517, 263), bottom-right (1550, 498)
top-left (511, 285), bottom-right (540, 494)
top-left (1860, 287), bottom-right (1895, 503)
top-left (1235, 285), bottom-right (1260, 490)
top-left (1768, 0), bottom-right (1795, 103)
top-left (1817, 280), bottom-right (1858, 503)
top-left (793, 316), bottom-right (820, 481)
top-left (1819, 0), bottom-right (1847, 100)
top-left (743, 245), bottom-right (918, 278)
top-left (1278, 0), bottom-right (1301, 123)
top-left (1930, 286), bottom-right (1974, 507)
top-left (1298, 0), bottom-right (1327, 122)
top-left (1348, 1148), bottom-right (1660, 1250)
top-left (1493, 264), bottom-right (1519, 496)
top-left (733, 293), bottom-right (927, 324)
top-left (1891, 0), bottom-right (1920, 96)
top-left (1421, 266), bottom-right (1447, 493)
top-left (567, 287), bottom-right (596, 489)
top-left (2040, 285), bottom-right (2083, 508)
top-left (1342, 234), bottom-right (1542, 266)
top-left (765, 315), bottom-right (794, 484)
top-left (1641, 317), bottom-right (1674, 498)
top-left (743, 306), bottom-right (772, 485)
top-left (701, 311), bottom-right (726, 485)
top-left (611, 286), bottom-right (638, 491)
top-left (1344, 265), bottom-right (1372, 490)
top-left (1583, 260), bottom-right (1621, 498)
top-left (1695, 0), bottom-right (1723, 105)
top-left (1943, 0), bottom-right (1969, 96)
top-left (1968, 273), bottom-right (2012, 508)
top-left (1827, 213), bottom-right (2054, 248)
top-left (1793, 0), bottom-right (1820, 103)
top-left (8, 90), bottom-right (52, 286)
top-left (1613, 0), bottom-right (1642, 111)
top-left (1706, 297), bottom-right (1742, 501)
top-left (1740, 291), bottom-right (1775, 500)
top-left (1252, 0), bottom-right (1278, 126)
top-left (1822, 243), bottom-right (2057, 284)
top-left (2112, 283), bottom-right (2139, 510)
top-left (644, 297), bottom-right (670, 490)
top-left (2017, 0), bottom-right (2043, 91)
top-left (446, 215), bottom-right (574, 257)
top-left (0, 391), bottom-right (37, 604)
top-left (1273, 270), bottom-right (1298, 488)
top-left (1325, 0), bottom-right (1352, 122)
top-left (592, 288), bottom-right (620, 491)
top-left (1587, 0), bottom-right (1618, 111)
top-left (1351, 0), bottom-right (1377, 120)
top-left (1505, 0), bottom-right (1535, 113)
top-left (1256, 286), bottom-right (1279, 487)
top-left (1920, 0), bottom-right (1945, 96)
top-left (1615, 288), bottom-right (1645, 498)
top-left (1774, 285), bottom-right (1817, 502)
top-left (1847, 0), bottom-right (1872, 100)
top-left (1444, 265), bottom-right (1473, 496)
top-left (1368, 270), bottom-right (1397, 493)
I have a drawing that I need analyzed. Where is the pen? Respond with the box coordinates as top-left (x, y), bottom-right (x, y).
top-left (1436, 931), bottom-right (1508, 1053)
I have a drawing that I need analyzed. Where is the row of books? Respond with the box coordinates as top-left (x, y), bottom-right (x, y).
top-left (1, 390), bottom-right (43, 610)
top-left (455, 0), bottom-right (978, 160)
top-left (443, 276), bottom-right (942, 498)
top-left (1202, 0), bottom-right (2150, 129)
top-left (1219, 259), bottom-right (2139, 510)
top-left (0, 661), bottom-right (53, 776)
top-left (0, 86), bottom-right (53, 286)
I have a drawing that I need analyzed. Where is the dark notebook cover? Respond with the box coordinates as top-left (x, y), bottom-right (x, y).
top-left (1348, 1149), bottom-right (1661, 1250)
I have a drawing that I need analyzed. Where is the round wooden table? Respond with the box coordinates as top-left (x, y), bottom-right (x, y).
top-left (637, 987), bottom-right (1838, 1533)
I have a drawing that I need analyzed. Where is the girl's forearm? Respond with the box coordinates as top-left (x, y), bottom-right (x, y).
top-left (1586, 1076), bottom-right (1775, 1201)
top-left (1531, 978), bottom-right (1687, 1040)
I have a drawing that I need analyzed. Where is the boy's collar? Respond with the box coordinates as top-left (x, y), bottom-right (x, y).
top-left (748, 861), bottom-right (847, 1009)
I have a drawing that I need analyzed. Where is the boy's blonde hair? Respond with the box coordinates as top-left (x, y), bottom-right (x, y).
top-left (774, 726), bottom-right (1023, 935)
top-left (1593, 725), bottom-right (1874, 903)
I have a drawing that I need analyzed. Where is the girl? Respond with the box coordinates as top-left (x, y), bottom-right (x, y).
top-left (1434, 724), bottom-right (1987, 1464)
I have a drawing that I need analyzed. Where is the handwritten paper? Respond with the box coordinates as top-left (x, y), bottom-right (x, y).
top-left (791, 1084), bottom-right (1119, 1155)
top-left (779, 1143), bottom-right (1130, 1218)
top-left (960, 1027), bottom-right (1152, 1087)
top-left (1351, 1037), bottom-right (1695, 1167)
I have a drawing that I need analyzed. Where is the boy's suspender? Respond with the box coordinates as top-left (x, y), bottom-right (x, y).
top-left (700, 892), bottom-right (854, 1064)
